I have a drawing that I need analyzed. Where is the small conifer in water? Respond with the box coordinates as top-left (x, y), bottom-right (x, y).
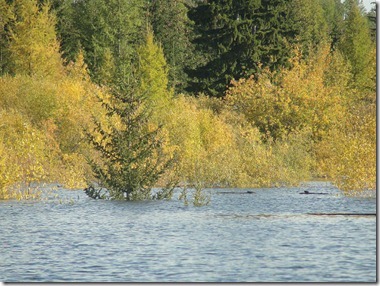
top-left (85, 79), bottom-right (175, 200)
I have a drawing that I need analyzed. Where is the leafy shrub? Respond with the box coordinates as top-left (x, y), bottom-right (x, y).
top-left (225, 45), bottom-right (348, 142)
top-left (0, 58), bottom-right (104, 196)
top-left (0, 110), bottom-right (51, 199)
top-left (317, 104), bottom-right (376, 194)
top-left (159, 94), bottom-right (243, 188)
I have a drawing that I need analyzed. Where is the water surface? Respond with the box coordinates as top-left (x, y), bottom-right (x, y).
top-left (0, 181), bottom-right (376, 282)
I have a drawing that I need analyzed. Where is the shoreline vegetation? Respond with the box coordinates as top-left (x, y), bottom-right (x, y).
top-left (0, 0), bottom-right (375, 201)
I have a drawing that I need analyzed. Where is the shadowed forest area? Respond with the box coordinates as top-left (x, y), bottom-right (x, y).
top-left (0, 0), bottom-right (376, 200)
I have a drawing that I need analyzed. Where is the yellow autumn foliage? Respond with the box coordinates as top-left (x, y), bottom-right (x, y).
top-left (225, 45), bottom-right (347, 142)
top-left (153, 93), bottom-right (313, 189)
top-left (9, 0), bottom-right (63, 78)
top-left (0, 0), bottom-right (107, 198)
top-left (0, 57), bottom-right (104, 198)
top-left (137, 27), bottom-right (171, 108)
top-left (224, 44), bottom-right (375, 193)
top-left (0, 0), bottom-right (374, 199)
top-left (0, 110), bottom-right (51, 199)
top-left (157, 95), bottom-right (241, 187)
top-left (317, 103), bottom-right (376, 194)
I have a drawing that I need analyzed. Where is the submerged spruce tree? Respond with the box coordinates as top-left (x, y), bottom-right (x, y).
top-left (85, 76), bottom-right (175, 200)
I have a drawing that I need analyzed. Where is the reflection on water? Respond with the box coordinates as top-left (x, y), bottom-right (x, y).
top-left (0, 182), bottom-right (376, 282)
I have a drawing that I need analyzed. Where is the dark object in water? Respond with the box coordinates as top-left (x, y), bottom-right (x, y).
top-left (218, 191), bottom-right (255, 194)
top-left (300, 190), bottom-right (329, 195)
top-left (84, 185), bottom-right (106, 199)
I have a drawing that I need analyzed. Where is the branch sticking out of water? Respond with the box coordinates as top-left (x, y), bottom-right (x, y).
top-left (193, 184), bottom-right (210, 207)
top-left (179, 183), bottom-right (211, 207)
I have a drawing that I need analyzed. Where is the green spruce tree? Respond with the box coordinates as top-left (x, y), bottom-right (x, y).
top-left (51, 0), bottom-right (81, 64)
top-left (290, 0), bottom-right (329, 55)
top-left (149, 0), bottom-right (195, 92)
top-left (187, 0), bottom-right (260, 96)
top-left (0, 0), bottom-right (14, 75)
top-left (187, 0), bottom-right (299, 96)
top-left (339, 0), bottom-right (374, 91)
top-left (320, 0), bottom-right (345, 49)
top-left (55, 0), bottom-right (146, 84)
top-left (85, 78), bottom-right (175, 201)
top-left (366, 5), bottom-right (376, 42)
top-left (254, 0), bottom-right (298, 71)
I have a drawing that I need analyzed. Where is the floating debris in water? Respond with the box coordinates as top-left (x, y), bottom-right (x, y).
top-left (299, 190), bottom-right (329, 195)
top-left (217, 191), bottom-right (255, 194)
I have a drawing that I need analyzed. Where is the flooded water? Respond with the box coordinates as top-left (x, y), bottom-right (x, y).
top-left (0, 182), bottom-right (376, 282)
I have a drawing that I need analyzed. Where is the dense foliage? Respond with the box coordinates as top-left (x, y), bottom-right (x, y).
top-left (149, 0), bottom-right (195, 93)
top-left (0, 0), bottom-right (375, 200)
top-left (85, 81), bottom-right (175, 200)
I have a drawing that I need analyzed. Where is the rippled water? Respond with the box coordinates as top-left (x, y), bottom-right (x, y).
top-left (0, 181), bottom-right (376, 282)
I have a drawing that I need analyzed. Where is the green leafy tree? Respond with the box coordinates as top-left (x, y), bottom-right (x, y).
top-left (187, 0), bottom-right (260, 96)
top-left (85, 79), bottom-right (175, 201)
top-left (254, 0), bottom-right (298, 71)
top-left (51, 0), bottom-right (81, 63)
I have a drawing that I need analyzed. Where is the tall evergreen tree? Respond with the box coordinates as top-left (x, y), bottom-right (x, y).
top-left (187, 0), bottom-right (259, 96)
top-left (51, 0), bottom-right (80, 63)
top-left (9, 0), bottom-right (63, 77)
top-left (366, 4), bottom-right (376, 42)
top-left (255, 0), bottom-right (299, 68)
top-left (187, 0), bottom-right (299, 97)
top-left (55, 0), bottom-right (146, 84)
top-left (290, 0), bottom-right (329, 54)
top-left (137, 26), bottom-right (171, 106)
top-left (0, 0), bottom-right (14, 75)
top-left (149, 0), bottom-right (194, 92)
top-left (320, 0), bottom-right (345, 49)
top-left (339, 0), bottom-right (374, 91)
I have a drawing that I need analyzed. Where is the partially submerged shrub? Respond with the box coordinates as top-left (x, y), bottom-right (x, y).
top-left (178, 184), bottom-right (211, 207)
top-left (160, 94), bottom-right (244, 188)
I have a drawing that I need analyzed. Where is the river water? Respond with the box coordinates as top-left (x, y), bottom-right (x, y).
top-left (0, 181), bottom-right (376, 282)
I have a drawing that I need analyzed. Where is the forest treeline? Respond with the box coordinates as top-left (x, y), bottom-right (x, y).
top-left (0, 0), bottom-right (376, 199)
